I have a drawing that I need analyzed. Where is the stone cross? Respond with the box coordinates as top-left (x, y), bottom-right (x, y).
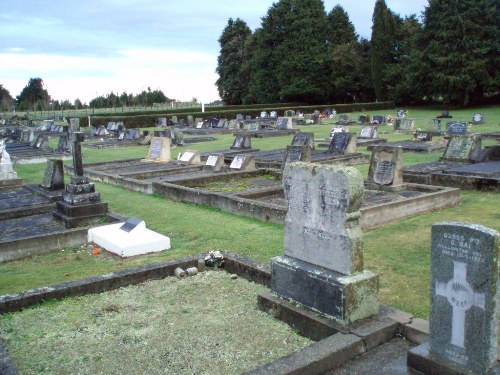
top-left (72, 132), bottom-right (85, 177)
top-left (435, 260), bottom-right (485, 348)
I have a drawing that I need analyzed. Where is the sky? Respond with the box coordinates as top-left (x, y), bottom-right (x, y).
top-left (0, 0), bottom-right (428, 105)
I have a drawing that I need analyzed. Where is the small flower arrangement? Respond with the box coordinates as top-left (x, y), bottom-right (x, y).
top-left (204, 251), bottom-right (224, 269)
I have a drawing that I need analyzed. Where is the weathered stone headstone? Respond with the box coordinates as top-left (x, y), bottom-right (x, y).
top-left (272, 163), bottom-right (379, 323)
top-left (337, 114), bottom-right (351, 125)
top-left (0, 139), bottom-right (21, 190)
top-left (472, 113), bottom-right (484, 124)
top-left (248, 123), bottom-right (259, 132)
top-left (446, 121), bottom-right (467, 135)
top-left (367, 145), bottom-right (403, 190)
top-left (330, 125), bottom-right (347, 137)
top-left (216, 119), bottom-right (225, 128)
top-left (358, 114), bottom-right (370, 124)
top-left (229, 155), bottom-right (255, 171)
top-left (291, 132), bottom-right (314, 148)
top-left (359, 126), bottom-right (376, 139)
top-left (395, 118), bottom-right (415, 131)
top-left (145, 137), bottom-right (170, 162)
top-left (284, 110), bottom-right (295, 117)
top-left (415, 131), bottom-right (433, 141)
top-left (408, 222), bottom-right (500, 374)
top-left (230, 134), bottom-right (251, 150)
top-left (157, 117), bottom-right (167, 127)
top-left (328, 132), bottom-right (356, 154)
top-left (441, 134), bottom-right (481, 162)
top-left (40, 159), bottom-right (65, 190)
top-left (282, 145), bottom-right (312, 167)
top-left (276, 117), bottom-right (292, 130)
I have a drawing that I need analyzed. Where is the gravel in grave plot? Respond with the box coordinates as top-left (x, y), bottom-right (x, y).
top-left (0, 271), bottom-right (312, 375)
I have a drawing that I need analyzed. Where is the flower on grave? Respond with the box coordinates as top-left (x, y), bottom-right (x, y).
top-left (92, 247), bottom-right (100, 255)
top-left (204, 251), bottom-right (224, 269)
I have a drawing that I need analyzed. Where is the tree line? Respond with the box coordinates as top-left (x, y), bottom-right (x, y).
top-left (216, 0), bottom-right (499, 106)
top-left (0, 79), bottom-right (174, 112)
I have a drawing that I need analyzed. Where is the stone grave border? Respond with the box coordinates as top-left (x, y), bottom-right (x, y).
top-left (0, 251), bottom-right (435, 375)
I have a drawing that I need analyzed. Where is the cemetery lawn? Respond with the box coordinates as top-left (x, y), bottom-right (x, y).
top-left (1, 106), bottom-right (499, 322)
top-left (0, 271), bottom-right (312, 374)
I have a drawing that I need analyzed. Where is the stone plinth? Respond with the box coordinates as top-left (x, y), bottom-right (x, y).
top-left (366, 145), bottom-right (404, 192)
top-left (272, 163), bottom-right (379, 324)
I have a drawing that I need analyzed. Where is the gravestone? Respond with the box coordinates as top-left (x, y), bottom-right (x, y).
top-left (245, 115), bottom-right (252, 121)
top-left (187, 115), bottom-right (194, 126)
top-left (106, 122), bottom-right (115, 130)
top-left (358, 114), bottom-right (370, 124)
top-left (228, 119), bottom-right (238, 129)
top-left (40, 159), bottom-right (65, 190)
top-left (236, 114), bottom-right (244, 121)
top-left (230, 134), bottom-right (251, 150)
top-left (395, 118), bottom-right (415, 131)
top-left (408, 222), bottom-right (500, 375)
top-left (441, 134), bottom-right (481, 162)
top-left (229, 155), bottom-right (255, 171)
top-left (157, 117), bottom-right (167, 127)
top-left (269, 111), bottom-right (278, 118)
top-left (291, 132), bottom-right (314, 148)
top-left (53, 132), bottom-right (108, 228)
top-left (282, 145), bottom-right (312, 167)
top-left (177, 150), bottom-right (201, 164)
top-left (171, 116), bottom-right (178, 125)
top-left (328, 132), bottom-right (356, 154)
top-left (471, 113), bottom-right (484, 124)
top-left (367, 145), bottom-right (404, 190)
top-left (204, 154), bottom-right (225, 172)
top-left (69, 118), bottom-right (80, 133)
top-left (330, 125), bottom-right (347, 137)
top-left (248, 123), bottom-right (259, 132)
top-left (260, 111), bottom-right (268, 118)
top-left (272, 163), bottom-right (379, 323)
top-left (416, 131), bottom-right (433, 141)
top-left (359, 126), bottom-right (376, 139)
top-left (56, 132), bottom-right (71, 153)
top-left (276, 117), bottom-right (292, 130)
top-left (284, 110), bottom-right (295, 117)
top-left (145, 137), bottom-right (170, 162)
top-left (196, 122), bottom-right (204, 129)
top-left (446, 121), bottom-right (467, 135)
top-left (337, 114), bottom-right (351, 125)
top-left (216, 119), bottom-right (225, 128)
top-left (0, 139), bottom-right (21, 190)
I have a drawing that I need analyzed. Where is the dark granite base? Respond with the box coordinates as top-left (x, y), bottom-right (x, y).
top-left (271, 256), bottom-right (379, 324)
top-left (53, 201), bottom-right (109, 228)
top-left (407, 342), bottom-right (500, 375)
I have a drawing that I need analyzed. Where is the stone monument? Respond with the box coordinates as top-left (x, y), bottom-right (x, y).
top-left (271, 163), bottom-right (379, 324)
top-left (367, 145), bottom-right (404, 191)
top-left (144, 137), bottom-right (170, 162)
top-left (408, 222), bottom-right (500, 374)
top-left (53, 132), bottom-right (108, 228)
top-left (40, 159), bottom-right (65, 190)
top-left (0, 139), bottom-right (22, 191)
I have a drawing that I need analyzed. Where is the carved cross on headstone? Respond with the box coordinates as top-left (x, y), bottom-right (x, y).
top-left (435, 260), bottom-right (485, 348)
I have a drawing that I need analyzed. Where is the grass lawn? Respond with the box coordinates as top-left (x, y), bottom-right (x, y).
top-left (1, 105), bottom-right (499, 321)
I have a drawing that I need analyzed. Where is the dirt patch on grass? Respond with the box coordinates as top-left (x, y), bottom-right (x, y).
top-left (0, 271), bottom-right (312, 374)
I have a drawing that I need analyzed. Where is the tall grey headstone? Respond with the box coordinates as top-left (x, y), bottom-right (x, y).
top-left (271, 163), bottom-right (379, 323)
top-left (408, 222), bottom-right (500, 374)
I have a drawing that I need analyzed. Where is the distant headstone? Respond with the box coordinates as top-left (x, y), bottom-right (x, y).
top-left (446, 121), bottom-right (467, 135)
top-left (204, 154), bottom-right (224, 172)
top-left (236, 114), bottom-right (244, 121)
top-left (269, 111), bottom-right (278, 118)
top-left (157, 117), bottom-right (167, 127)
top-left (245, 115), bottom-right (252, 121)
top-left (216, 119), bottom-right (225, 128)
top-left (408, 223), bottom-right (500, 375)
top-left (372, 115), bottom-right (385, 125)
top-left (196, 122), bottom-right (204, 129)
top-left (328, 132), bottom-right (355, 154)
top-left (248, 123), bottom-right (259, 132)
top-left (330, 125), bottom-right (347, 136)
top-left (284, 110), bottom-right (295, 117)
top-left (145, 137), bottom-right (170, 162)
top-left (171, 116), bottom-right (178, 125)
top-left (395, 118), bottom-right (415, 131)
top-left (283, 145), bottom-right (312, 167)
top-left (367, 145), bottom-right (403, 189)
top-left (472, 113), bottom-right (484, 124)
top-left (272, 163), bottom-right (379, 323)
top-left (291, 132), bottom-right (314, 148)
top-left (276, 117), bottom-right (292, 130)
top-left (69, 118), bottom-right (80, 133)
top-left (229, 155), bottom-right (255, 171)
top-left (359, 126), bottom-right (376, 139)
top-left (358, 114), bottom-right (370, 124)
top-left (230, 134), bottom-right (251, 150)
top-left (106, 122), bottom-right (115, 130)
top-left (260, 111), bottom-right (268, 118)
top-left (441, 134), bottom-right (481, 162)
top-left (228, 119), bottom-right (238, 129)
top-left (0, 139), bottom-right (19, 181)
top-left (177, 150), bottom-right (201, 164)
top-left (186, 115), bottom-right (194, 125)
top-left (337, 114), bottom-right (350, 124)
top-left (416, 131), bottom-right (432, 141)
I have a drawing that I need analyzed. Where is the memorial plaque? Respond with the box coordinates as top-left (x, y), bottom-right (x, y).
top-left (447, 121), bottom-right (467, 135)
top-left (148, 139), bottom-right (163, 159)
top-left (398, 118), bottom-right (415, 131)
top-left (472, 113), bottom-right (483, 123)
top-left (205, 155), bottom-right (219, 167)
top-left (328, 132), bottom-right (351, 154)
top-left (179, 151), bottom-right (195, 162)
top-left (230, 155), bottom-right (245, 169)
top-left (374, 161), bottom-right (395, 185)
top-left (368, 146), bottom-right (403, 188)
top-left (428, 223), bottom-right (500, 374)
top-left (230, 134), bottom-right (250, 149)
top-left (119, 217), bottom-right (144, 233)
top-left (196, 122), bottom-right (204, 129)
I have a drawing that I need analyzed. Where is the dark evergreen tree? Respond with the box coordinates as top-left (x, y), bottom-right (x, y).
top-left (327, 5), bottom-right (357, 46)
top-left (16, 78), bottom-right (50, 110)
top-left (383, 15), bottom-right (422, 103)
top-left (249, 0), bottom-right (329, 103)
top-left (0, 85), bottom-right (14, 111)
top-left (414, 0), bottom-right (499, 105)
top-left (215, 18), bottom-right (252, 105)
top-left (370, 0), bottom-right (398, 101)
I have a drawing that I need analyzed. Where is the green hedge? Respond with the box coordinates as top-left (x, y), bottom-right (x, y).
top-left (81, 102), bottom-right (395, 129)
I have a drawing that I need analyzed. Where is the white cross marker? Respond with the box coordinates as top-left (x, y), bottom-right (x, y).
top-left (435, 260), bottom-right (485, 348)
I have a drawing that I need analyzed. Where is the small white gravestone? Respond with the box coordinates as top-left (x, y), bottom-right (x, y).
top-left (204, 154), bottom-right (225, 172)
top-left (196, 122), bottom-right (204, 129)
top-left (88, 218), bottom-right (171, 257)
top-left (229, 155), bottom-right (255, 171)
top-left (178, 150), bottom-right (201, 164)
